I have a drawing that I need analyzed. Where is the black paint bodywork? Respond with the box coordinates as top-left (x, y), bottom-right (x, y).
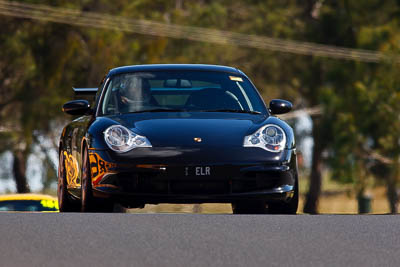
top-left (59, 64), bottom-right (298, 206)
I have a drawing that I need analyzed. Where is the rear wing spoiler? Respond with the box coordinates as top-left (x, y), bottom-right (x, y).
top-left (73, 87), bottom-right (98, 95)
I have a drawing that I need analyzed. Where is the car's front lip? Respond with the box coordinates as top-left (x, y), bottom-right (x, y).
top-left (93, 184), bottom-right (294, 204)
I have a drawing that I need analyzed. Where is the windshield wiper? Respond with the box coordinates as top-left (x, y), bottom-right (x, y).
top-left (128, 108), bottom-right (188, 113)
top-left (202, 109), bottom-right (262, 115)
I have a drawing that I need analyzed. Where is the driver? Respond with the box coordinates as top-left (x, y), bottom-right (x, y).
top-left (120, 77), bottom-right (151, 106)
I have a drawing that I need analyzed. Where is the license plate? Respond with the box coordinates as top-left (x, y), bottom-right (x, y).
top-left (184, 166), bottom-right (211, 176)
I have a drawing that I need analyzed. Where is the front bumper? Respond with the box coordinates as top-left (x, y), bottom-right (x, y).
top-left (88, 147), bottom-right (297, 204)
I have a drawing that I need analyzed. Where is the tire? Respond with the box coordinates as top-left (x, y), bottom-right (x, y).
top-left (113, 203), bottom-right (128, 213)
top-left (81, 147), bottom-right (114, 213)
top-left (58, 152), bottom-right (81, 212)
top-left (231, 200), bottom-right (268, 214)
top-left (268, 177), bottom-right (299, 214)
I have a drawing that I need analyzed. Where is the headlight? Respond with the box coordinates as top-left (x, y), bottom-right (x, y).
top-left (243, 124), bottom-right (286, 152)
top-left (104, 125), bottom-right (152, 152)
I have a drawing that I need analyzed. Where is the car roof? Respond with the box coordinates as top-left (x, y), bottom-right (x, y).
top-left (108, 64), bottom-right (244, 77)
top-left (0, 194), bottom-right (57, 202)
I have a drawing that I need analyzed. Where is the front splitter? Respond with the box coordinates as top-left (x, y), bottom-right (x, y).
top-left (93, 184), bottom-right (294, 204)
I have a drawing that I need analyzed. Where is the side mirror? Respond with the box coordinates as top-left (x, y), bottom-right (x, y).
top-left (269, 99), bottom-right (292, 115)
top-left (62, 100), bottom-right (92, 116)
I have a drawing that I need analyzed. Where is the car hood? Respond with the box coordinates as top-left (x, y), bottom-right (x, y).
top-left (109, 112), bottom-right (267, 147)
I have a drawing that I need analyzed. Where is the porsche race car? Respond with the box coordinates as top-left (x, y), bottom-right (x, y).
top-left (58, 64), bottom-right (298, 214)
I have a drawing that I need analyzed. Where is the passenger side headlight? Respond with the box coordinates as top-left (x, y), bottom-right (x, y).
top-left (243, 124), bottom-right (286, 152)
top-left (104, 125), bottom-right (152, 152)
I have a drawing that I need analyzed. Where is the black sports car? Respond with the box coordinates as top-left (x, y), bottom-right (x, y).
top-left (58, 64), bottom-right (298, 214)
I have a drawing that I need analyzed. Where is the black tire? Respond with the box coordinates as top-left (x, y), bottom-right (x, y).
top-left (113, 203), bottom-right (128, 213)
top-left (81, 147), bottom-right (114, 213)
top-left (58, 152), bottom-right (81, 212)
top-left (231, 200), bottom-right (268, 214)
top-left (268, 178), bottom-right (299, 214)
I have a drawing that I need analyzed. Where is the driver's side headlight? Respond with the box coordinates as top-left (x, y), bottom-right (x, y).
top-left (243, 124), bottom-right (286, 152)
top-left (104, 125), bottom-right (152, 152)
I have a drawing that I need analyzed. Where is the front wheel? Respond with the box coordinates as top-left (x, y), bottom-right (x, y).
top-left (231, 200), bottom-right (267, 214)
top-left (81, 148), bottom-right (114, 213)
top-left (268, 178), bottom-right (299, 214)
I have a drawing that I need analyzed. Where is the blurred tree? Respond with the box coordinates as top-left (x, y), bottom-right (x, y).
top-left (1, 0), bottom-right (400, 215)
top-left (302, 0), bottom-right (400, 213)
top-left (0, 0), bottom-right (189, 192)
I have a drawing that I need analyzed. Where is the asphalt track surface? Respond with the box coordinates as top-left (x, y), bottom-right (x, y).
top-left (0, 213), bottom-right (399, 267)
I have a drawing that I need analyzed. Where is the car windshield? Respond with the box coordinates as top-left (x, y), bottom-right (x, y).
top-left (0, 200), bottom-right (59, 212)
top-left (100, 71), bottom-right (266, 115)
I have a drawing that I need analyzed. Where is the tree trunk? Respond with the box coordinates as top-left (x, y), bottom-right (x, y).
top-left (387, 159), bottom-right (399, 214)
top-left (12, 149), bottom-right (30, 193)
top-left (387, 176), bottom-right (397, 214)
top-left (303, 119), bottom-right (323, 214)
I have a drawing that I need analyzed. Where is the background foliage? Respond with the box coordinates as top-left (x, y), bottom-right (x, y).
top-left (1, 0), bottom-right (400, 213)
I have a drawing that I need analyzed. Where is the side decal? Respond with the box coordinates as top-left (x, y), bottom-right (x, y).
top-left (89, 152), bottom-right (117, 185)
top-left (63, 151), bottom-right (79, 186)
